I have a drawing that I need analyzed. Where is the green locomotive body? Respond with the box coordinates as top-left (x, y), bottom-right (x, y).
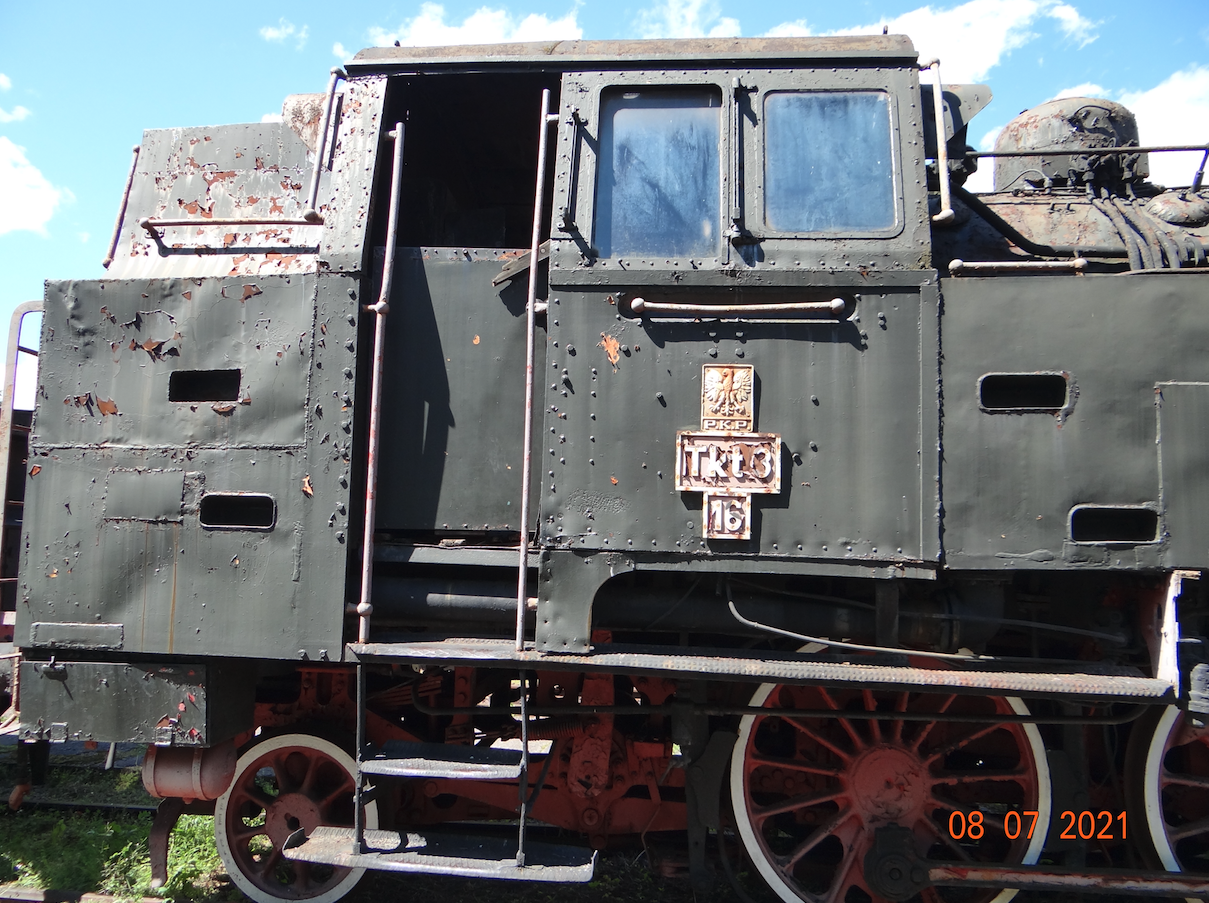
top-left (8, 35), bottom-right (1209, 903)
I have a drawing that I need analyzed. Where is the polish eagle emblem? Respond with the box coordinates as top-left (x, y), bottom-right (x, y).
top-left (704, 365), bottom-right (753, 419)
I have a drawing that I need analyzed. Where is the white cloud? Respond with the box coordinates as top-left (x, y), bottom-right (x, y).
top-left (1046, 3), bottom-right (1096, 47)
top-left (796, 0), bottom-right (1097, 83)
top-left (333, 42), bottom-right (350, 60)
top-left (259, 18), bottom-right (309, 49)
top-left (0, 105), bottom-right (30, 124)
top-left (0, 137), bottom-right (66, 236)
top-left (637, 0), bottom-right (741, 39)
top-left (0, 74), bottom-right (11, 91)
top-left (764, 19), bottom-right (810, 38)
top-left (78, 232), bottom-right (89, 244)
top-left (369, 3), bottom-right (582, 46)
top-left (261, 113), bottom-right (284, 123)
top-left (1120, 66), bottom-right (1209, 188)
top-left (1048, 82), bottom-right (1108, 101)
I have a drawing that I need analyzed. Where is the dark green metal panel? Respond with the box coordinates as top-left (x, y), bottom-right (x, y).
top-left (17, 660), bottom-right (255, 745)
top-left (540, 284), bottom-right (939, 562)
top-left (376, 248), bottom-right (542, 533)
top-left (1158, 382), bottom-right (1209, 567)
top-left (20, 272), bottom-right (360, 659)
top-left (941, 273), bottom-right (1209, 570)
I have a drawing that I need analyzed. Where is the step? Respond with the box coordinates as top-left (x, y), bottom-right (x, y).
top-left (361, 741), bottom-right (524, 780)
top-left (282, 826), bottom-right (596, 882)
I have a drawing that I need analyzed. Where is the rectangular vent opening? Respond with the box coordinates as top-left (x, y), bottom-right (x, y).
top-left (1070, 506), bottom-right (1158, 543)
top-left (980, 373), bottom-right (1068, 411)
top-left (169, 369), bottom-right (241, 403)
top-left (200, 493), bottom-right (276, 530)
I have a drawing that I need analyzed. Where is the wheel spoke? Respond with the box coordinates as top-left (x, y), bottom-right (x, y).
top-left (821, 835), bottom-right (862, 903)
top-left (931, 767), bottom-right (1029, 785)
top-left (298, 753), bottom-right (321, 795)
top-left (752, 788), bottom-right (846, 822)
top-left (318, 781), bottom-right (355, 817)
top-left (922, 723), bottom-right (1002, 767)
top-left (233, 785), bottom-right (276, 811)
top-left (919, 811), bottom-right (974, 862)
top-left (271, 751), bottom-right (297, 793)
top-left (892, 692), bottom-right (909, 744)
top-left (910, 694), bottom-right (957, 752)
top-left (818, 688), bottom-right (865, 751)
top-left (785, 717), bottom-right (854, 763)
top-left (257, 847), bottom-right (283, 878)
top-left (862, 690), bottom-right (882, 744)
top-left (1170, 813), bottom-right (1209, 841)
top-left (232, 824), bottom-right (269, 844)
top-left (748, 751), bottom-right (843, 778)
top-left (778, 807), bottom-right (855, 870)
top-left (1162, 769), bottom-right (1209, 791)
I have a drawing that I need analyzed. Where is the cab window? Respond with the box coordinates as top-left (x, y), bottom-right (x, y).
top-left (594, 87), bottom-right (722, 258)
top-left (764, 91), bottom-right (895, 234)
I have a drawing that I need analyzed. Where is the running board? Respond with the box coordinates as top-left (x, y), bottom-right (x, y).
top-left (349, 639), bottom-right (1175, 701)
top-left (282, 826), bottom-right (596, 882)
top-left (362, 740), bottom-right (523, 780)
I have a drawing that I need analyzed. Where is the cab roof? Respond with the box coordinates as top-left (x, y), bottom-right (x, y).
top-left (347, 35), bottom-right (919, 73)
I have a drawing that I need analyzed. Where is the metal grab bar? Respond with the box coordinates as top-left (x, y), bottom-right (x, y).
top-left (923, 59), bottom-right (955, 224)
top-left (630, 297), bottom-right (847, 318)
top-left (357, 122), bottom-right (406, 645)
top-left (102, 145), bottom-right (141, 269)
top-left (303, 67), bottom-right (346, 223)
top-left (138, 216), bottom-right (321, 237)
top-left (949, 258), bottom-right (1088, 275)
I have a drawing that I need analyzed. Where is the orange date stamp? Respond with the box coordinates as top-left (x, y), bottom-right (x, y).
top-left (947, 810), bottom-right (1127, 841)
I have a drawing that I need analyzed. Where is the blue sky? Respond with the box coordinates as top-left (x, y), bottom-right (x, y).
top-left (1, 0), bottom-right (1207, 364)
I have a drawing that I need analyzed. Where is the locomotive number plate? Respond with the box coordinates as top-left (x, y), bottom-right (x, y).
top-left (675, 431), bottom-right (782, 494)
top-left (702, 493), bottom-right (753, 540)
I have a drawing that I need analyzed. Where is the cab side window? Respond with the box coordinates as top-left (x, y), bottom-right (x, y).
top-left (594, 87), bottom-right (722, 258)
top-left (764, 91), bottom-right (896, 234)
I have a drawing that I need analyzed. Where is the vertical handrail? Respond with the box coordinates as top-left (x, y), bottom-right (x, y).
top-left (102, 145), bottom-right (140, 269)
top-left (515, 88), bottom-right (558, 872)
top-left (357, 123), bottom-right (405, 645)
top-left (925, 59), bottom-right (955, 224)
top-left (515, 89), bottom-right (558, 652)
top-left (353, 661), bottom-right (367, 853)
top-left (303, 67), bottom-right (347, 225)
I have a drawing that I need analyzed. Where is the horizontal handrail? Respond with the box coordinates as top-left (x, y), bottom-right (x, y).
top-left (630, 297), bottom-right (847, 318)
top-left (949, 258), bottom-right (1088, 275)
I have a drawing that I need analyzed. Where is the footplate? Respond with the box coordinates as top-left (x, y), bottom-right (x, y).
top-left (282, 826), bottom-right (596, 882)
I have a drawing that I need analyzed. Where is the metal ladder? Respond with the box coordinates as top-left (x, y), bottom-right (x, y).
top-left (284, 90), bottom-right (593, 883)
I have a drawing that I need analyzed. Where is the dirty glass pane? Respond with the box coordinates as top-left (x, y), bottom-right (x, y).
top-left (594, 88), bottom-right (721, 258)
top-left (764, 91), bottom-right (896, 233)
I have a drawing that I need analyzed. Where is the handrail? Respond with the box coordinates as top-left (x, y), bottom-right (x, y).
top-left (357, 122), bottom-right (405, 645)
top-left (923, 59), bottom-right (954, 224)
top-left (630, 297), bottom-right (847, 318)
top-left (303, 67), bottom-right (347, 223)
top-left (102, 145), bottom-right (141, 269)
top-left (967, 143), bottom-right (1209, 159)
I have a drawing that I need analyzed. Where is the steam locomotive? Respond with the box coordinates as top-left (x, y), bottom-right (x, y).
top-left (5, 34), bottom-right (1209, 903)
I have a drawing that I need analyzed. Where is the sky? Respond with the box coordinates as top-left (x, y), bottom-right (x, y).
top-left (1, 0), bottom-right (1207, 369)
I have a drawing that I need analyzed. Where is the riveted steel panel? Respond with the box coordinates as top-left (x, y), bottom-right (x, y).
top-left (375, 248), bottom-right (544, 533)
top-left (540, 282), bottom-right (938, 563)
top-left (1158, 382), bottom-right (1209, 567)
top-left (18, 660), bottom-right (254, 745)
top-left (20, 273), bottom-right (360, 659)
top-left (941, 273), bottom-right (1209, 570)
top-left (320, 76), bottom-right (387, 274)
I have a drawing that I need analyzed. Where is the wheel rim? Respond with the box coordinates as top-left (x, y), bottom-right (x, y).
top-left (731, 686), bottom-right (1050, 903)
top-left (1142, 705), bottom-right (1209, 875)
top-left (214, 734), bottom-right (377, 903)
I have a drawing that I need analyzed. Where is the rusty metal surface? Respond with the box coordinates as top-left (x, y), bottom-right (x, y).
top-left (349, 639), bottom-right (1174, 700)
top-left (17, 660), bottom-right (253, 746)
top-left (319, 76), bottom-right (386, 274)
top-left (21, 272), bottom-right (359, 659)
top-left (106, 123), bottom-right (323, 280)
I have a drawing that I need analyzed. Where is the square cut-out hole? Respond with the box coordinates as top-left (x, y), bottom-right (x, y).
top-left (979, 373), bottom-right (1068, 411)
top-left (1070, 506), bottom-right (1158, 543)
top-left (169, 369), bottom-right (241, 402)
top-left (200, 493), bottom-right (275, 530)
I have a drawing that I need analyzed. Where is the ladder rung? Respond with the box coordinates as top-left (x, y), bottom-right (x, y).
top-left (282, 826), bottom-right (595, 882)
top-left (362, 741), bottom-right (523, 780)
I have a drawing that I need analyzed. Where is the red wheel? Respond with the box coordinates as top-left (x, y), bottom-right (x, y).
top-left (1130, 705), bottom-right (1209, 901)
top-left (730, 686), bottom-right (1050, 903)
top-left (214, 734), bottom-right (377, 903)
